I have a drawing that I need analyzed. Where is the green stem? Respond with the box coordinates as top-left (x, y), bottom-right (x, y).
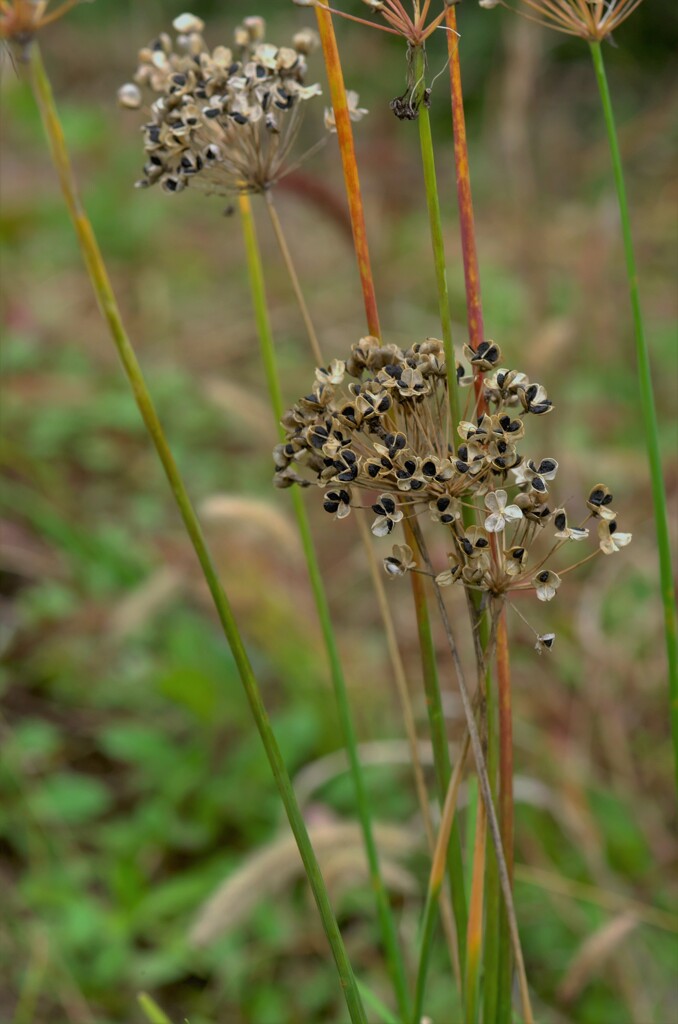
top-left (27, 41), bottom-right (366, 1024)
top-left (589, 40), bottom-right (678, 789)
top-left (405, 524), bottom-right (468, 985)
top-left (412, 44), bottom-right (461, 429)
top-left (239, 194), bottom-right (411, 1023)
top-left (483, 665), bottom-right (501, 1024)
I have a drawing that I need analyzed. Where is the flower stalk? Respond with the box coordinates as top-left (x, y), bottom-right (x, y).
top-left (411, 42), bottom-right (461, 427)
top-left (404, 521), bottom-right (469, 985)
top-left (238, 192), bottom-right (411, 1022)
top-left (314, 0), bottom-right (382, 338)
top-left (588, 38), bottom-right (677, 789)
top-left (26, 40), bottom-right (366, 1024)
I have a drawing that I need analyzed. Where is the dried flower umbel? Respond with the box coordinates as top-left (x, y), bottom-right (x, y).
top-left (275, 336), bottom-right (631, 647)
top-left (118, 14), bottom-right (323, 195)
top-left (294, 0), bottom-right (453, 46)
top-left (0, 0), bottom-right (91, 43)
top-left (478, 0), bottom-right (644, 41)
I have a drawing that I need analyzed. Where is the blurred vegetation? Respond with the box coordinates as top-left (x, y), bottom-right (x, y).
top-left (1, 2), bottom-right (677, 1023)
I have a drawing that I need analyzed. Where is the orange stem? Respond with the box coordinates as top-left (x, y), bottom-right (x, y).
top-left (315, 1), bottom-right (382, 339)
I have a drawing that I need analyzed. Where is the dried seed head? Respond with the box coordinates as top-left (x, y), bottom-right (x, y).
top-left (1, 0), bottom-right (94, 42)
top-left (275, 335), bottom-right (629, 644)
top-left (480, 0), bottom-right (644, 42)
top-left (120, 14), bottom-right (322, 196)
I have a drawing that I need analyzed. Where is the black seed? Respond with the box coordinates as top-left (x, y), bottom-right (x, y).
top-left (231, 112), bottom-right (248, 125)
top-left (324, 501), bottom-right (339, 514)
top-left (172, 73), bottom-right (187, 86)
top-left (554, 512), bottom-right (566, 531)
top-left (540, 459), bottom-right (556, 474)
top-left (589, 488), bottom-right (605, 506)
top-left (381, 497), bottom-right (395, 514)
top-left (512, 548), bottom-right (525, 559)
top-left (372, 504), bottom-right (385, 515)
top-left (411, 480), bottom-right (424, 490)
top-left (204, 108), bottom-right (220, 119)
top-left (532, 477), bottom-right (547, 493)
top-left (476, 538), bottom-right (489, 548)
top-left (437, 497), bottom-right (450, 512)
top-left (538, 571), bottom-right (550, 582)
top-left (368, 463), bottom-right (380, 478)
top-left (609, 520), bottom-right (618, 535)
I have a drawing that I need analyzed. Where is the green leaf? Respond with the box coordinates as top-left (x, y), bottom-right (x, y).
top-left (158, 667), bottom-right (218, 723)
top-left (29, 772), bottom-right (112, 825)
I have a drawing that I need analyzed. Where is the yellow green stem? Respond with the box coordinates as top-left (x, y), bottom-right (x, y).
top-left (27, 41), bottom-right (367, 1024)
top-left (589, 39), bottom-right (678, 791)
top-left (239, 193), bottom-right (411, 1023)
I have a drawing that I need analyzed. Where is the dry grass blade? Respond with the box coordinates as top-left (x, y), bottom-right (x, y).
top-left (189, 820), bottom-right (418, 947)
top-left (199, 494), bottom-right (300, 554)
top-left (556, 911), bottom-right (639, 1004)
top-left (109, 567), bottom-right (182, 639)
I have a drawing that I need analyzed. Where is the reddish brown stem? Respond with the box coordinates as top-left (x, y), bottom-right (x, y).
top-left (446, 6), bottom-right (486, 417)
top-left (314, 2), bottom-right (382, 339)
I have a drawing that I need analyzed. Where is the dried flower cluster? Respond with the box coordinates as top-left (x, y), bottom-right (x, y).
top-left (0, 0), bottom-right (91, 42)
top-left (294, 0), bottom-right (452, 46)
top-left (118, 13), bottom-right (323, 195)
top-left (275, 337), bottom-right (631, 646)
top-left (478, 0), bottom-right (643, 41)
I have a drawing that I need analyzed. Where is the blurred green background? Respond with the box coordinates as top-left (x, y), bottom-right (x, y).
top-left (1, 2), bottom-right (677, 1022)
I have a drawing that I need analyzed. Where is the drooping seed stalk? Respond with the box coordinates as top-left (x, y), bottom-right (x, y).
top-left (411, 43), bottom-right (461, 427)
top-left (264, 190), bottom-right (324, 367)
top-left (314, 0), bottom-right (381, 339)
top-left (26, 42), bottom-right (366, 1024)
top-left (239, 192), bottom-right (410, 1023)
top-left (404, 522), bottom-right (469, 984)
top-left (412, 730), bottom-right (471, 1024)
top-left (588, 39), bottom-right (678, 790)
top-left (410, 522), bottom-right (534, 1024)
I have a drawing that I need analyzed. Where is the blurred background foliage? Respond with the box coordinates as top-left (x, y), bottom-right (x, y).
top-left (1, 1), bottom-right (677, 1022)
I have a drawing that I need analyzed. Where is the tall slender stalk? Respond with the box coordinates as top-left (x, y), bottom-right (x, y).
top-left (262, 186), bottom-right (468, 979)
top-left (465, 798), bottom-right (487, 1024)
top-left (412, 731), bottom-right (471, 1024)
top-left (314, 0), bottom-right (381, 339)
top-left (588, 39), bottom-right (678, 789)
top-left (495, 607), bottom-right (514, 1024)
top-left (26, 41), bottom-right (367, 1024)
top-left (411, 522), bottom-right (534, 1024)
top-left (404, 523), bottom-right (469, 982)
top-left (238, 192), bottom-right (411, 1023)
top-left (411, 44), bottom-right (461, 427)
top-left (445, 12), bottom-right (516, 1018)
